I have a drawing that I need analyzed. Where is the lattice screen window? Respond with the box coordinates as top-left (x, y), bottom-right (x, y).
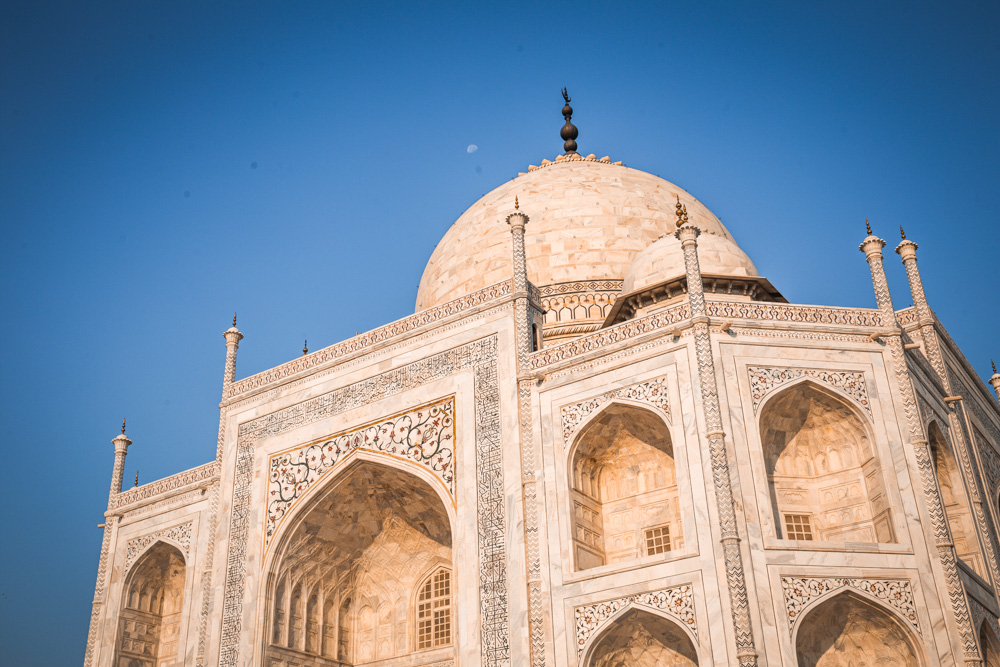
top-left (785, 513), bottom-right (814, 541)
top-left (416, 568), bottom-right (452, 649)
top-left (644, 524), bottom-right (671, 555)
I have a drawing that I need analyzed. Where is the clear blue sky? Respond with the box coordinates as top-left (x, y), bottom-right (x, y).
top-left (1, 1), bottom-right (997, 663)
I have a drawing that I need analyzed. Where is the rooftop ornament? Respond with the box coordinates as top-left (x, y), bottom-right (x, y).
top-left (675, 195), bottom-right (689, 228)
top-left (561, 88), bottom-right (579, 155)
top-left (866, 218), bottom-right (873, 236)
top-left (302, 340), bottom-right (308, 356)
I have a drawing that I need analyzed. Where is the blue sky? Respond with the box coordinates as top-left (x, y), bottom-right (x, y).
top-left (1, 1), bottom-right (997, 663)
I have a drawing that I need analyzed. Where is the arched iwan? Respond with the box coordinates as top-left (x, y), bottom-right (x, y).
top-left (582, 607), bottom-right (699, 667)
top-left (794, 589), bottom-right (924, 666)
top-left (114, 541), bottom-right (187, 666)
top-left (929, 419), bottom-right (986, 577)
top-left (261, 459), bottom-right (456, 666)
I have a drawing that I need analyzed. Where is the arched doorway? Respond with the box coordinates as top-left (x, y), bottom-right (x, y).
top-left (759, 382), bottom-right (895, 544)
top-left (929, 420), bottom-right (985, 577)
top-left (585, 608), bottom-right (698, 667)
top-left (569, 403), bottom-right (681, 570)
top-left (264, 460), bottom-right (455, 665)
top-left (981, 619), bottom-right (1000, 667)
top-left (113, 541), bottom-right (186, 667)
top-left (795, 590), bottom-right (921, 666)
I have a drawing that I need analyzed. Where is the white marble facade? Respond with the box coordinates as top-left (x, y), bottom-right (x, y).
top-left (86, 153), bottom-right (1000, 667)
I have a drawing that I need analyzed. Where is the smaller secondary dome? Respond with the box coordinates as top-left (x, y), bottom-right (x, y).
top-left (622, 231), bottom-right (758, 294)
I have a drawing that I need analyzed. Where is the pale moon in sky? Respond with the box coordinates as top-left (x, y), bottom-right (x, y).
top-left (467, 144), bottom-right (478, 153)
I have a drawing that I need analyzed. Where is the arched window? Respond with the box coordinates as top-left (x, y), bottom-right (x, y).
top-left (416, 568), bottom-right (452, 650)
top-left (114, 542), bottom-right (186, 667)
top-left (795, 590), bottom-right (921, 665)
top-left (570, 403), bottom-right (681, 570)
top-left (930, 421), bottom-right (985, 577)
top-left (585, 608), bottom-right (698, 667)
top-left (760, 382), bottom-right (895, 544)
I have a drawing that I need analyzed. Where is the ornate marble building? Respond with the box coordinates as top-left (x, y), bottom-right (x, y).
top-left (86, 97), bottom-right (1000, 667)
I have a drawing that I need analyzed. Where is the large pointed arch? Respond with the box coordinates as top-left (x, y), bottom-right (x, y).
top-left (567, 400), bottom-right (683, 570)
top-left (114, 541), bottom-right (187, 667)
top-left (981, 618), bottom-right (1000, 667)
top-left (260, 457), bottom-right (456, 666)
top-left (582, 607), bottom-right (699, 667)
top-left (793, 589), bottom-right (923, 666)
top-left (758, 379), bottom-right (895, 544)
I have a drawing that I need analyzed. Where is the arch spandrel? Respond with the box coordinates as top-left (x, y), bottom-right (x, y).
top-left (581, 607), bottom-right (699, 667)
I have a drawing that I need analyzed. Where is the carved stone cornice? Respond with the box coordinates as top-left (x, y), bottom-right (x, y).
top-left (109, 461), bottom-right (219, 512)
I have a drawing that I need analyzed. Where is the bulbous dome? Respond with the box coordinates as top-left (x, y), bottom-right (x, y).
top-left (622, 231), bottom-right (759, 294)
top-left (415, 155), bottom-right (750, 311)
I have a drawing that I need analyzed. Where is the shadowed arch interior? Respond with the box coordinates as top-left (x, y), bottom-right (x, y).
top-left (759, 381), bottom-right (895, 543)
top-left (795, 590), bottom-right (921, 666)
top-left (265, 460), bottom-right (454, 665)
top-left (569, 403), bottom-right (682, 570)
top-left (586, 608), bottom-right (698, 667)
top-left (114, 541), bottom-right (186, 667)
top-left (929, 420), bottom-right (985, 577)
top-left (981, 619), bottom-right (1000, 667)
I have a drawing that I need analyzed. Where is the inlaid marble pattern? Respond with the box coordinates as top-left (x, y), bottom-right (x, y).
top-left (124, 521), bottom-right (193, 573)
top-left (560, 375), bottom-right (671, 441)
top-left (264, 397), bottom-right (455, 553)
top-left (780, 576), bottom-right (919, 636)
top-left (748, 366), bottom-right (872, 418)
top-left (574, 585), bottom-right (696, 655)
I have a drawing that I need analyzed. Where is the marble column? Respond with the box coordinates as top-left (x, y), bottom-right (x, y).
top-left (861, 229), bottom-right (981, 664)
top-left (677, 222), bottom-right (758, 666)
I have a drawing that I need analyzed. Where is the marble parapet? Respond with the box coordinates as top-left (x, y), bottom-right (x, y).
top-left (109, 461), bottom-right (219, 512)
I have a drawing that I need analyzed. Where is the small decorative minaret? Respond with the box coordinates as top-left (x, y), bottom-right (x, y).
top-left (859, 219), bottom-right (896, 319)
top-left (507, 196), bottom-right (532, 364)
top-left (560, 88), bottom-right (579, 155)
top-left (676, 202), bottom-right (758, 666)
top-left (109, 418), bottom-right (132, 503)
top-left (990, 361), bottom-right (1000, 403)
top-left (222, 312), bottom-right (243, 393)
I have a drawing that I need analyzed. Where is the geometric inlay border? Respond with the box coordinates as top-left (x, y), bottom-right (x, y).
top-left (574, 584), bottom-right (696, 656)
top-left (561, 375), bottom-right (671, 442)
top-left (780, 576), bottom-right (919, 636)
top-left (749, 366), bottom-right (872, 418)
top-left (124, 521), bottom-right (193, 573)
top-left (264, 397), bottom-right (455, 554)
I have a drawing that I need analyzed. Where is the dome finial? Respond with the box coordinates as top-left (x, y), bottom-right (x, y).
top-left (302, 339), bottom-right (308, 356)
top-left (514, 196), bottom-right (519, 210)
top-left (993, 359), bottom-right (997, 374)
top-left (900, 225), bottom-right (906, 240)
top-left (675, 195), bottom-right (689, 228)
top-left (121, 418), bottom-right (126, 435)
top-left (233, 312), bottom-right (237, 327)
top-left (866, 218), bottom-right (872, 236)
top-left (560, 88), bottom-right (579, 155)
top-left (134, 470), bottom-right (139, 487)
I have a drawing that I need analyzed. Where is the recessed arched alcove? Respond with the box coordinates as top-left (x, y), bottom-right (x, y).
top-left (929, 420), bottom-right (985, 577)
top-left (114, 541), bottom-right (186, 667)
top-left (585, 608), bottom-right (698, 667)
top-left (569, 402), bottom-right (681, 570)
top-left (759, 381), bottom-right (895, 544)
top-left (264, 460), bottom-right (455, 665)
top-left (794, 590), bottom-right (922, 666)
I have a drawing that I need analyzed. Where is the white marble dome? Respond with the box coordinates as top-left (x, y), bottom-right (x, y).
top-left (622, 230), bottom-right (759, 294)
top-left (415, 155), bottom-right (752, 311)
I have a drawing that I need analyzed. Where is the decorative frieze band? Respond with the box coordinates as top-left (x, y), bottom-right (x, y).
top-left (124, 521), bottom-right (193, 573)
top-left (265, 397), bottom-right (455, 553)
top-left (561, 376), bottom-right (671, 441)
top-left (780, 576), bottom-right (919, 636)
top-left (224, 280), bottom-right (512, 400)
top-left (110, 462), bottom-right (219, 511)
top-left (748, 366), bottom-right (872, 418)
top-left (574, 585), bottom-right (696, 656)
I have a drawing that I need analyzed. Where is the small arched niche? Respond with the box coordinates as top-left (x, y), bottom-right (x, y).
top-left (586, 608), bottom-right (698, 667)
top-left (929, 420), bottom-right (985, 577)
top-left (265, 460), bottom-right (455, 665)
top-left (569, 402), bottom-right (681, 571)
top-left (114, 541), bottom-right (186, 667)
top-left (795, 590), bottom-right (921, 666)
top-left (760, 381), bottom-right (895, 544)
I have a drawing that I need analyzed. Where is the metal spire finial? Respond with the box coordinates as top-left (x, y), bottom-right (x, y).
top-left (900, 225), bottom-right (906, 240)
top-left (121, 418), bottom-right (126, 434)
top-left (302, 340), bottom-right (308, 356)
top-left (993, 359), bottom-right (997, 374)
top-left (675, 195), bottom-right (689, 228)
top-left (560, 88), bottom-right (579, 155)
top-left (134, 470), bottom-right (139, 487)
top-left (233, 312), bottom-right (237, 327)
top-left (514, 196), bottom-right (519, 210)
top-left (866, 218), bottom-right (872, 236)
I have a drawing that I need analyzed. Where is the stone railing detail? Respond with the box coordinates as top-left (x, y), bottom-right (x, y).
top-left (110, 461), bottom-right (219, 511)
top-left (896, 306), bottom-right (919, 327)
top-left (224, 280), bottom-right (513, 400)
top-left (705, 301), bottom-right (883, 327)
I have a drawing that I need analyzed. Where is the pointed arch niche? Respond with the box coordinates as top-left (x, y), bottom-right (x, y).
top-left (569, 402), bottom-right (682, 571)
top-left (794, 590), bottom-right (922, 666)
top-left (584, 608), bottom-right (698, 667)
top-left (759, 381), bottom-right (895, 544)
top-left (929, 420), bottom-right (986, 577)
top-left (113, 541), bottom-right (187, 667)
top-left (981, 619), bottom-right (1000, 667)
top-left (264, 459), bottom-right (455, 666)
